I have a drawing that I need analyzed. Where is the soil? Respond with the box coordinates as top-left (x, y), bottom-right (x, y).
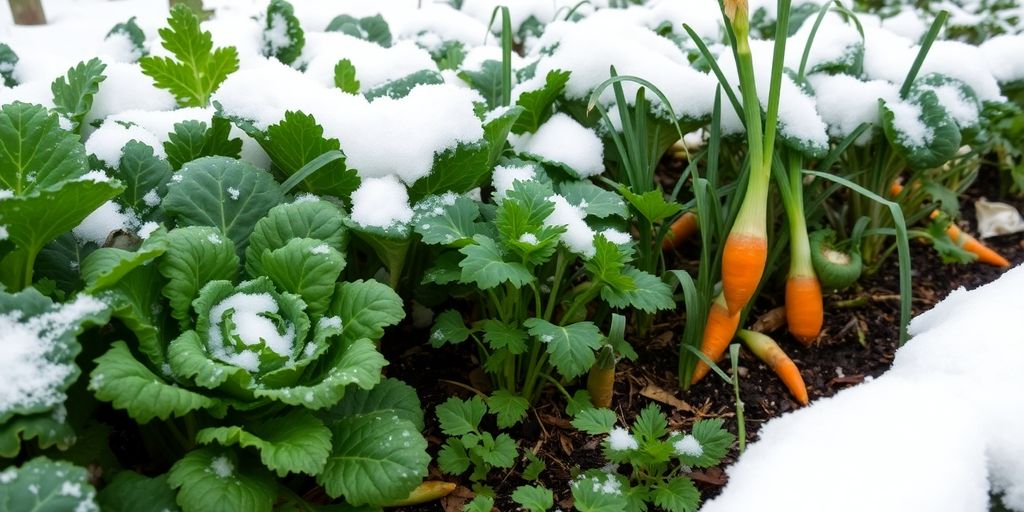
top-left (381, 166), bottom-right (1024, 512)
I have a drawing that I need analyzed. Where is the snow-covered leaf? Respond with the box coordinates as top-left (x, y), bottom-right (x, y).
top-left (260, 237), bottom-right (344, 317)
top-left (245, 199), bottom-right (348, 277)
top-left (168, 447), bottom-right (276, 512)
top-left (0, 457), bottom-right (98, 512)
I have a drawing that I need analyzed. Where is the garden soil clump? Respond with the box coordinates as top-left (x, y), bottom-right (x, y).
top-left (382, 169), bottom-right (1024, 511)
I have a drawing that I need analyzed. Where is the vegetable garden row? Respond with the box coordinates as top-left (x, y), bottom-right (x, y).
top-left (1, 0), bottom-right (1022, 510)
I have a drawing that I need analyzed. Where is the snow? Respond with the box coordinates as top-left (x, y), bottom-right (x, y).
top-left (673, 434), bottom-right (703, 458)
top-left (0, 294), bottom-right (107, 418)
top-left (607, 427), bottom-right (638, 451)
top-left (301, 33), bottom-right (438, 91)
top-left (922, 83), bottom-right (979, 128)
top-left (73, 201), bottom-right (138, 244)
top-left (138, 222), bottom-right (160, 240)
top-left (881, 10), bottom-right (927, 41)
top-left (513, 113), bottom-right (604, 178)
top-left (207, 292), bottom-right (297, 371)
top-left (350, 175), bottom-right (413, 230)
top-left (785, 12), bottom-right (862, 73)
top-left (492, 163), bottom-right (537, 199)
top-left (309, 243), bottom-right (330, 255)
top-left (980, 35), bottom-right (1024, 85)
top-left (263, 12), bottom-right (292, 55)
top-left (210, 456), bottom-right (234, 478)
top-left (886, 99), bottom-right (933, 148)
top-left (808, 73), bottom-right (900, 144)
top-left (702, 266), bottom-right (1024, 512)
top-left (84, 63), bottom-right (176, 130)
top-left (544, 194), bottom-right (596, 258)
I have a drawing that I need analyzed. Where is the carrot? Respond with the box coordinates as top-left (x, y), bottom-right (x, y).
top-left (890, 179), bottom-right (905, 197)
top-left (737, 329), bottom-right (808, 406)
top-left (691, 293), bottom-right (742, 385)
top-left (785, 275), bottom-right (823, 345)
top-left (722, 232), bottom-right (768, 315)
top-left (587, 364), bottom-right (615, 409)
top-left (662, 212), bottom-right (699, 250)
top-left (892, 180), bottom-right (1010, 267)
top-left (383, 481), bottom-right (457, 507)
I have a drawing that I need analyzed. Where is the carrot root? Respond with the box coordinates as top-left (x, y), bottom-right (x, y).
top-left (738, 330), bottom-right (808, 406)
top-left (946, 223), bottom-right (1011, 267)
top-left (662, 212), bottom-right (699, 250)
top-left (785, 275), bottom-right (824, 345)
top-left (691, 295), bottom-right (742, 385)
top-left (722, 233), bottom-right (768, 314)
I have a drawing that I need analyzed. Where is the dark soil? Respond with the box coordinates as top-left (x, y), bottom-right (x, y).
top-left (380, 168), bottom-right (1024, 512)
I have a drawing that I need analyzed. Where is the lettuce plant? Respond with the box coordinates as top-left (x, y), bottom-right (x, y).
top-left (570, 404), bottom-right (734, 512)
top-left (76, 156), bottom-right (426, 511)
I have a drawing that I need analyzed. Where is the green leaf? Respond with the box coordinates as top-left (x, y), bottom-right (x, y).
top-left (318, 414), bottom-right (428, 505)
top-left (521, 451), bottom-right (546, 481)
top-left (159, 226), bottom-right (239, 327)
top-left (334, 59), bottom-right (360, 93)
top-left (566, 390), bottom-right (595, 417)
top-left (407, 141), bottom-right (490, 200)
top-left (511, 485), bottom-right (554, 512)
top-left (261, 238), bottom-right (345, 317)
top-left (463, 495), bottom-right (495, 512)
top-left (651, 478), bottom-right (700, 512)
top-left (113, 140), bottom-right (173, 214)
top-left (412, 194), bottom-right (484, 247)
top-left (140, 4), bottom-right (239, 107)
top-left (98, 472), bottom-right (180, 512)
top-left (687, 418), bottom-right (734, 468)
top-left (0, 414), bottom-right (75, 458)
top-left (364, 69), bottom-right (444, 101)
top-left (321, 378), bottom-right (424, 431)
top-left (513, 69), bottom-right (570, 134)
top-left (430, 309), bottom-right (470, 347)
top-left (33, 233), bottom-right (95, 294)
top-left (0, 457), bottom-right (98, 512)
top-left (258, 111), bottom-right (360, 199)
top-left (162, 156), bottom-right (284, 255)
top-left (632, 403), bottom-right (668, 442)
top-left (90, 341), bottom-right (225, 423)
top-left (477, 433), bottom-right (517, 468)
top-left (0, 43), bottom-right (18, 86)
top-left (81, 227), bottom-right (169, 292)
top-left (421, 250), bottom-right (463, 285)
top-left (621, 188), bottom-right (683, 223)
top-left (483, 105), bottom-right (524, 169)
top-left (263, 0), bottom-right (304, 65)
top-left (524, 318), bottom-right (602, 378)
top-left (558, 180), bottom-right (628, 218)
top-left (487, 391), bottom-right (529, 428)
top-left (571, 470), bottom-right (629, 512)
top-left (163, 118), bottom-right (243, 170)
top-left (601, 268), bottom-right (674, 313)
top-left (458, 60), bottom-right (502, 108)
top-left (571, 408), bottom-right (616, 435)
top-left (106, 17), bottom-right (148, 61)
top-left (103, 264), bottom-right (174, 366)
top-left (436, 396), bottom-right (486, 436)
top-left (881, 90), bottom-right (961, 170)
top-left (50, 58), bottom-right (107, 131)
top-left (168, 448), bottom-right (276, 512)
top-left (437, 439), bottom-right (471, 475)
top-left (327, 280), bottom-right (405, 345)
top-left (458, 235), bottom-right (533, 289)
top-left (911, 73), bottom-right (981, 132)
top-left (196, 409), bottom-right (332, 476)
top-left (325, 14), bottom-right (392, 47)
top-left (0, 289), bottom-right (109, 427)
top-left (480, 320), bottom-right (528, 354)
top-left (245, 198), bottom-right (349, 277)
top-left (585, 236), bottom-right (635, 294)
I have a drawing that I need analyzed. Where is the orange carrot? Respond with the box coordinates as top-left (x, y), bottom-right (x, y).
top-left (662, 212), bottom-right (699, 250)
top-left (691, 293), bottom-right (742, 385)
top-left (890, 179), bottom-right (905, 197)
top-left (737, 329), bottom-right (808, 406)
top-left (722, 232), bottom-right (768, 314)
top-left (785, 275), bottom-right (823, 345)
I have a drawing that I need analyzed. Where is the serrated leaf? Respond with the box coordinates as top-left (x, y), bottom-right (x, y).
top-left (477, 433), bottom-right (517, 468)
top-left (321, 378), bottom-right (424, 431)
top-left (421, 250), bottom-right (463, 285)
top-left (140, 5), bottom-right (239, 107)
top-left (436, 396), bottom-right (486, 436)
top-left (571, 408), bottom-right (617, 435)
top-left (621, 187), bottom-right (683, 223)
top-left (413, 194), bottom-right (484, 247)
top-left (258, 111), bottom-right (360, 199)
top-left (487, 391), bottom-right (529, 428)
top-left (571, 470), bottom-right (629, 512)
top-left (113, 140), bottom-right (173, 214)
top-left (168, 448), bottom-right (276, 512)
top-left (263, 0), bottom-right (304, 65)
top-left (464, 495), bottom-right (495, 512)
top-left (261, 238), bottom-right (345, 317)
top-left (430, 309), bottom-right (470, 347)
top-left (687, 418), bottom-right (734, 468)
top-left (327, 279), bottom-right (404, 345)
top-left (524, 318), bottom-right (602, 378)
top-left (458, 235), bottom-right (533, 289)
top-left (559, 180), bottom-right (628, 218)
top-left (318, 414), bottom-right (428, 505)
top-left (196, 409), bottom-right (332, 476)
top-left (245, 198), bottom-right (349, 277)
top-left (521, 451), bottom-right (546, 481)
top-left (364, 69), bottom-right (444, 101)
top-left (98, 472), bottom-right (179, 512)
top-left (407, 141), bottom-right (490, 201)
top-left (50, 58), bottom-right (107, 132)
top-left (163, 118), bottom-right (243, 170)
top-left (162, 156), bottom-right (284, 255)
top-left (159, 226), bottom-right (239, 327)
top-left (334, 59), bottom-right (360, 93)
top-left (585, 236), bottom-right (635, 293)
top-left (652, 478), bottom-right (700, 512)
top-left (601, 268), bottom-right (674, 313)
top-left (633, 403), bottom-right (668, 442)
top-left (513, 69), bottom-right (570, 134)
top-left (480, 320), bottom-right (528, 354)
top-left (437, 439), bottom-right (471, 475)
top-left (0, 457), bottom-right (98, 512)
top-left (90, 341), bottom-right (225, 423)
top-left (511, 485), bottom-right (554, 512)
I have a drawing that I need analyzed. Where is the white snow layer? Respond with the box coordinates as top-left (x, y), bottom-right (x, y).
top-left (702, 265), bottom-right (1024, 512)
top-left (512, 113), bottom-right (604, 178)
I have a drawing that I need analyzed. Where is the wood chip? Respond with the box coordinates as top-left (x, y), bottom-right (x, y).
top-left (828, 374), bottom-right (866, 386)
top-left (640, 383), bottom-right (694, 412)
top-left (750, 306), bottom-right (786, 333)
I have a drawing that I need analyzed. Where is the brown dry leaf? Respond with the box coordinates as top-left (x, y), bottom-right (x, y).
top-left (750, 306), bottom-right (786, 333)
top-left (558, 433), bottom-right (574, 456)
top-left (690, 467), bottom-right (728, 486)
top-left (640, 383), bottom-right (694, 412)
top-left (441, 485), bottom-right (475, 512)
top-left (539, 414), bottom-right (572, 429)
